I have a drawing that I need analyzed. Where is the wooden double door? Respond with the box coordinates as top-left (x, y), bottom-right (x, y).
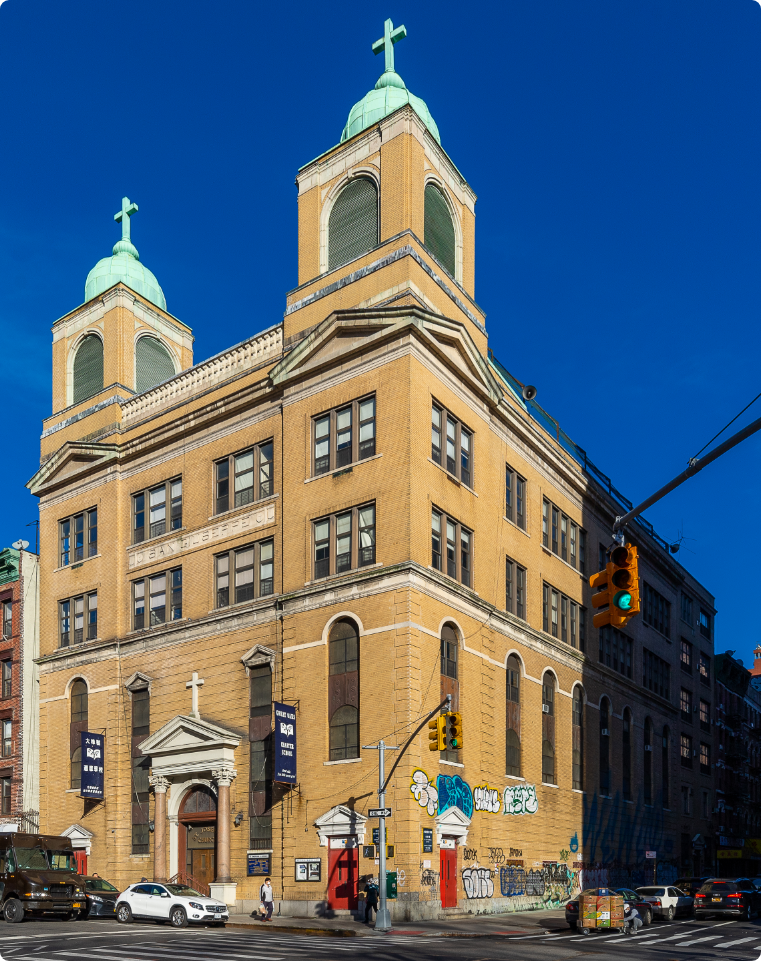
top-left (327, 842), bottom-right (359, 910)
top-left (180, 786), bottom-right (217, 889)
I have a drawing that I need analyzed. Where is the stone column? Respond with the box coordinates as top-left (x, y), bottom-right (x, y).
top-left (149, 775), bottom-right (170, 881)
top-left (212, 767), bottom-right (237, 884)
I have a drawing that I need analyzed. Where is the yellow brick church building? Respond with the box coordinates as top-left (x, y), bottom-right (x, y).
top-left (29, 20), bottom-right (716, 917)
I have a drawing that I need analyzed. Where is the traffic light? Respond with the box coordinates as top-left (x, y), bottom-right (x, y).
top-left (589, 543), bottom-right (640, 628)
top-left (446, 711), bottom-right (463, 751)
top-left (428, 715), bottom-right (446, 751)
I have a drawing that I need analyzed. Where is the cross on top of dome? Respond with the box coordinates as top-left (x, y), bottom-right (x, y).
top-left (372, 18), bottom-right (406, 75)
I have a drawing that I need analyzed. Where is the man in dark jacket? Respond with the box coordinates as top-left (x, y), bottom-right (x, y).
top-left (364, 880), bottom-right (379, 925)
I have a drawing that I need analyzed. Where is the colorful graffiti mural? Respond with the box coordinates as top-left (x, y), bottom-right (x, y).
top-left (410, 769), bottom-right (438, 815)
top-left (503, 783), bottom-right (538, 815)
top-left (437, 774), bottom-right (474, 817)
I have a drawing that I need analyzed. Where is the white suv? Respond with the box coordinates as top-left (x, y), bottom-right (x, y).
top-left (116, 882), bottom-right (229, 927)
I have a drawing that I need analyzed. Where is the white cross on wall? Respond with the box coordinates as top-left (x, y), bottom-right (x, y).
top-left (186, 671), bottom-right (204, 718)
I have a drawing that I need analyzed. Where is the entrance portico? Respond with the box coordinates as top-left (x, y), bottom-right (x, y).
top-left (139, 714), bottom-right (240, 905)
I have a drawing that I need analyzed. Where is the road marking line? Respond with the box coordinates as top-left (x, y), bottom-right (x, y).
top-left (714, 938), bottom-right (760, 948)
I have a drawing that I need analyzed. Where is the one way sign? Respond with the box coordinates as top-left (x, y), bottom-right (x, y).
top-left (369, 807), bottom-right (392, 818)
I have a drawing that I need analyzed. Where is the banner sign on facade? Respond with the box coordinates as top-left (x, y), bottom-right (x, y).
top-left (274, 702), bottom-right (297, 784)
top-left (80, 732), bottom-right (104, 799)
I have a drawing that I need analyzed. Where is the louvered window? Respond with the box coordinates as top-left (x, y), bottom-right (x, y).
top-left (328, 178), bottom-right (378, 271)
top-left (135, 336), bottom-right (175, 394)
top-left (424, 184), bottom-right (456, 278)
top-left (72, 334), bottom-right (104, 405)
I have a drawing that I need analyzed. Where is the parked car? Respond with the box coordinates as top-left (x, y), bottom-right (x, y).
top-left (0, 832), bottom-right (85, 922)
top-left (695, 878), bottom-right (761, 920)
top-left (565, 887), bottom-right (653, 929)
top-left (674, 877), bottom-right (712, 897)
top-left (635, 885), bottom-right (693, 921)
top-left (81, 876), bottom-right (120, 918)
top-left (116, 882), bottom-right (229, 928)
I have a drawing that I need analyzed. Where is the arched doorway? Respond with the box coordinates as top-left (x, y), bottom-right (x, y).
top-left (179, 786), bottom-right (217, 889)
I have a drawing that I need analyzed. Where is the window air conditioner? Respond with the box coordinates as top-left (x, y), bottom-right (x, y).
top-left (542, 704), bottom-right (550, 713)
top-left (601, 728), bottom-right (609, 736)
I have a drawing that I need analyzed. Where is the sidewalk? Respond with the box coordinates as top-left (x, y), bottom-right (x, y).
top-left (226, 907), bottom-right (568, 938)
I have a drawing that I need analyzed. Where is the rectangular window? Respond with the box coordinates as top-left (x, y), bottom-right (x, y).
top-left (215, 539), bottom-right (275, 607)
top-left (313, 396), bottom-right (376, 476)
top-left (505, 466), bottom-right (526, 530)
top-left (1, 603), bottom-right (10, 639)
top-left (505, 557), bottom-right (526, 620)
top-left (681, 784), bottom-right (692, 815)
top-left (643, 647), bottom-right (671, 701)
top-left (680, 639), bottom-right (692, 674)
top-left (699, 742), bottom-right (710, 775)
top-left (58, 592), bottom-right (97, 647)
top-left (543, 582), bottom-right (585, 648)
top-left (313, 503), bottom-right (376, 580)
top-left (699, 699), bottom-right (710, 732)
top-left (681, 593), bottom-right (692, 625)
top-left (643, 582), bottom-right (671, 637)
top-left (598, 544), bottom-right (607, 572)
top-left (542, 498), bottom-right (584, 569)
top-left (0, 777), bottom-right (10, 816)
top-left (431, 402), bottom-right (474, 487)
top-left (699, 608), bottom-right (712, 639)
top-left (59, 508), bottom-right (97, 566)
top-left (1, 663), bottom-right (11, 699)
top-left (1, 720), bottom-right (11, 758)
top-left (680, 733), bottom-right (693, 769)
top-left (698, 653), bottom-right (711, 686)
top-left (132, 477), bottom-right (182, 543)
top-left (598, 626), bottom-right (633, 679)
top-left (431, 508), bottom-right (472, 587)
top-left (680, 688), bottom-right (693, 722)
top-left (702, 790), bottom-right (709, 819)
top-left (132, 569), bottom-right (182, 629)
top-left (215, 441), bottom-right (274, 514)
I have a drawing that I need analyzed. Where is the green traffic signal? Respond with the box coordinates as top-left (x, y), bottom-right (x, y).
top-left (613, 590), bottom-right (632, 611)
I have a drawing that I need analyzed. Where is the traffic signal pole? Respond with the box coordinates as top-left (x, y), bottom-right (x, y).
top-left (612, 409), bottom-right (761, 535)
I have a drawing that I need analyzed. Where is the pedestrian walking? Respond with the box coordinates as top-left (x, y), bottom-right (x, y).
top-left (363, 879), bottom-right (379, 925)
top-left (259, 877), bottom-right (274, 921)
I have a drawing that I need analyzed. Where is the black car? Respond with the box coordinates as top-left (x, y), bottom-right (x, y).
top-left (674, 876), bottom-right (712, 897)
top-left (695, 878), bottom-right (761, 920)
top-left (565, 887), bottom-right (653, 929)
top-left (81, 876), bottom-right (120, 918)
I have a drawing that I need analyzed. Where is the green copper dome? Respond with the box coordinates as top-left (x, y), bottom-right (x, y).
top-left (341, 19), bottom-right (440, 145)
top-left (85, 197), bottom-right (167, 312)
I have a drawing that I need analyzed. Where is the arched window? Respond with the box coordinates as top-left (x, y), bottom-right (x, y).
top-left (180, 785), bottom-right (217, 815)
top-left (328, 619), bottom-right (359, 761)
top-left (599, 698), bottom-right (611, 795)
top-left (644, 717), bottom-right (653, 804)
top-left (440, 624), bottom-right (460, 762)
top-left (72, 334), bottom-right (104, 405)
top-left (328, 178), bottom-right (378, 272)
top-left (70, 679), bottom-right (88, 790)
top-left (572, 688), bottom-right (584, 791)
top-left (662, 726), bottom-right (670, 809)
top-left (135, 336), bottom-right (175, 394)
top-left (541, 673), bottom-right (556, 785)
top-left (622, 709), bottom-right (632, 801)
top-left (424, 183), bottom-right (456, 278)
top-left (506, 656), bottom-right (521, 776)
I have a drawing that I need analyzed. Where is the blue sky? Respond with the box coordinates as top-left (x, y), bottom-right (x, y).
top-left (0, 0), bottom-right (759, 664)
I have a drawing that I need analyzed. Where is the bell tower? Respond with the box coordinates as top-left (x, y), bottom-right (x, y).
top-left (287, 19), bottom-right (484, 353)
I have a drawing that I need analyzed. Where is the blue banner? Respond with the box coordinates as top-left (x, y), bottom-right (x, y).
top-left (80, 731), bottom-right (104, 799)
top-left (274, 702), bottom-right (296, 784)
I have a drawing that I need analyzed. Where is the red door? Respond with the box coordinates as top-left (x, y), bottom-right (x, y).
top-left (328, 845), bottom-right (358, 909)
top-left (440, 846), bottom-right (457, 908)
top-left (73, 850), bottom-right (87, 876)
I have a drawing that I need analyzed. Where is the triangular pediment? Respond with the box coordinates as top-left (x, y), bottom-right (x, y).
top-left (27, 442), bottom-right (119, 497)
top-left (61, 823), bottom-right (94, 840)
top-left (138, 714), bottom-right (241, 758)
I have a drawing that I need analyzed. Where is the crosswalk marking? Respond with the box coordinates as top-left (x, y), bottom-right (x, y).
top-left (59, 952), bottom-right (280, 961)
top-left (671, 936), bottom-right (724, 945)
top-left (714, 938), bottom-right (760, 948)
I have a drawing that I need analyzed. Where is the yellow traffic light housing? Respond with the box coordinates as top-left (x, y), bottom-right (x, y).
top-left (446, 711), bottom-right (463, 751)
top-left (589, 543), bottom-right (640, 628)
top-left (428, 715), bottom-right (446, 751)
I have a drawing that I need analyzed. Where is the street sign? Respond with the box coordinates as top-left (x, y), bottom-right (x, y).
top-left (369, 807), bottom-right (392, 818)
top-left (645, 850), bottom-right (656, 859)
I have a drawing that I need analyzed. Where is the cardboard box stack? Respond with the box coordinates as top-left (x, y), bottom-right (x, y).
top-left (580, 888), bottom-right (624, 930)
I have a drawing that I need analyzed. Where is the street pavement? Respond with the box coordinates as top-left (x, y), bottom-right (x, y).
top-left (0, 915), bottom-right (758, 960)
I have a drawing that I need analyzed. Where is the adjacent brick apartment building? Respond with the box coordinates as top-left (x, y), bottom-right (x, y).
top-left (29, 23), bottom-right (717, 916)
top-left (0, 547), bottom-right (39, 833)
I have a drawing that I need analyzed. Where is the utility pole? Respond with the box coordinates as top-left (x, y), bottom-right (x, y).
top-left (362, 740), bottom-right (397, 932)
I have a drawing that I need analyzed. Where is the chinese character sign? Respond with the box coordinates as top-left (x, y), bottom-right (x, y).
top-left (80, 732), bottom-right (104, 799)
top-left (274, 702), bottom-right (297, 784)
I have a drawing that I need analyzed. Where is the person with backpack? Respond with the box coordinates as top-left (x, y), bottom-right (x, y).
top-left (363, 879), bottom-right (379, 925)
top-left (259, 877), bottom-right (274, 921)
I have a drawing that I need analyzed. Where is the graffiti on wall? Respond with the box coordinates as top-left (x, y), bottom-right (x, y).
top-left (410, 769), bottom-right (438, 816)
top-left (473, 783), bottom-right (501, 813)
top-left (437, 774), bottom-right (474, 817)
top-left (503, 783), bottom-right (538, 815)
top-left (463, 866), bottom-right (494, 899)
top-left (499, 862), bottom-right (575, 905)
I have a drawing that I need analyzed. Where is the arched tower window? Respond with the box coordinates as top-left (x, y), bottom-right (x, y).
top-left (135, 336), bottom-right (175, 394)
top-left (599, 698), bottom-right (611, 795)
top-left (72, 334), bottom-right (104, 405)
top-left (542, 672), bottom-right (556, 785)
top-left (622, 708), bottom-right (632, 801)
top-left (424, 183), bottom-right (456, 278)
top-left (662, 726), bottom-right (670, 809)
top-left (440, 624), bottom-right (460, 763)
top-left (506, 655), bottom-right (521, 777)
top-left (328, 178), bottom-right (378, 272)
top-left (644, 717), bottom-right (653, 804)
top-left (328, 619), bottom-right (359, 761)
top-left (572, 688), bottom-right (584, 791)
top-left (70, 679), bottom-right (88, 790)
